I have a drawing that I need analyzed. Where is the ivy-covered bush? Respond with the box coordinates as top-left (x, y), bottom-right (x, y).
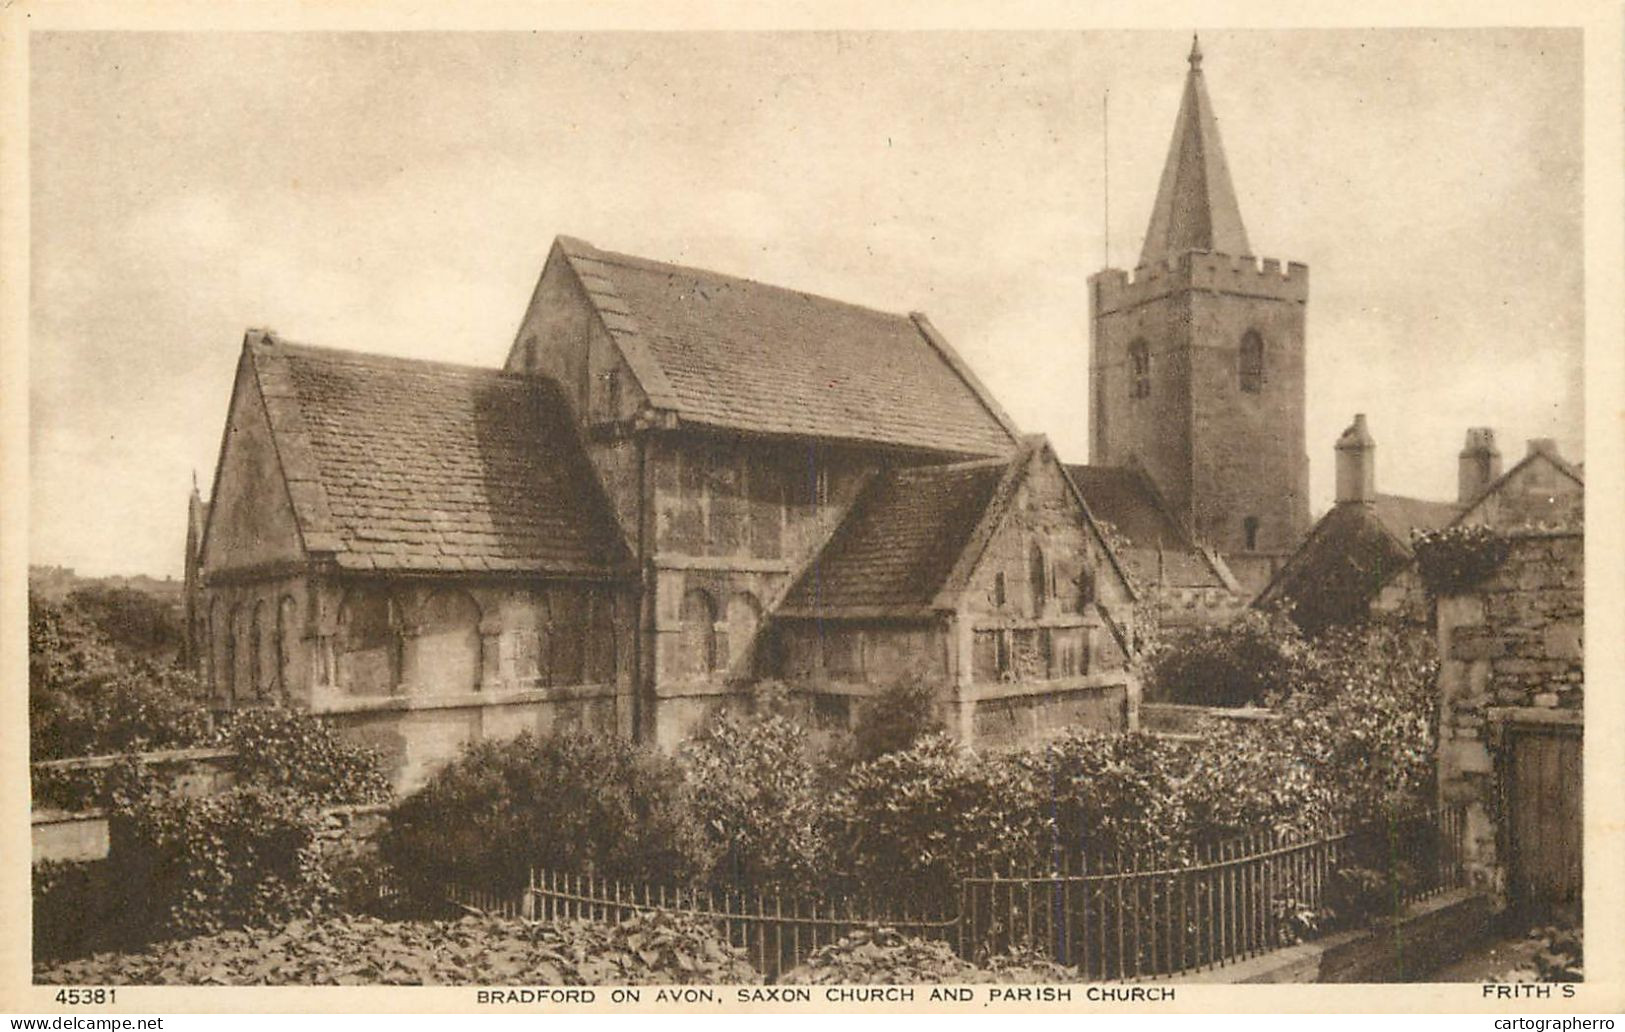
top-left (849, 677), bottom-right (944, 764)
top-left (678, 712), bottom-right (827, 892)
top-left (826, 735), bottom-right (1047, 912)
top-left (1024, 731), bottom-right (1192, 861)
top-left (379, 729), bottom-right (711, 903)
top-left (215, 709), bottom-right (391, 807)
top-left (1144, 609), bottom-right (1319, 708)
top-left (1412, 524), bottom-right (1510, 595)
top-left (110, 785), bottom-right (334, 940)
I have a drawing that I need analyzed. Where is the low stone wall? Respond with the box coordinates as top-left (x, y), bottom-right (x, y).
top-left (963, 676), bottom-right (1134, 748)
top-left (319, 684), bottom-right (622, 793)
top-left (1139, 702), bottom-right (1278, 737)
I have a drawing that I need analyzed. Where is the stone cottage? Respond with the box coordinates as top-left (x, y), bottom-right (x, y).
top-left (1256, 416), bottom-right (1583, 633)
top-left (188, 238), bottom-right (1145, 786)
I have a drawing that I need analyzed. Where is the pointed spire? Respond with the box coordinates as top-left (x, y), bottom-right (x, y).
top-left (1138, 37), bottom-right (1252, 266)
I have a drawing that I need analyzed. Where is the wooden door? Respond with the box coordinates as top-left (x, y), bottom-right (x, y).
top-left (1505, 723), bottom-right (1582, 920)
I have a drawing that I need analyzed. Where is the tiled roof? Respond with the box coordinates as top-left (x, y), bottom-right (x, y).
top-left (248, 337), bottom-right (627, 575)
top-left (778, 458), bottom-right (1010, 617)
top-left (554, 237), bottom-right (1020, 457)
top-left (1371, 493), bottom-right (1459, 541)
top-left (1064, 464), bottom-right (1225, 589)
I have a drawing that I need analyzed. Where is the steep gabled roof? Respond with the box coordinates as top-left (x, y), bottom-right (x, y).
top-left (1139, 37), bottom-right (1253, 265)
top-left (219, 333), bottom-right (628, 576)
top-left (1451, 447), bottom-right (1585, 528)
top-left (776, 456), bottom-right (1009, 618)
top-left (551, 236), bottom-right (1021, 457)
top-left (778, 437), bottom-right (1135, 620)
top-left (1253, 501), bottom-right (1415, 629)
top-left (1063, 463), bottom-right (1229, 589)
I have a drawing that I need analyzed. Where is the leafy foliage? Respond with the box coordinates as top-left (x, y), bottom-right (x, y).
top-left (379, 729), bottom-right (711, 903)
top-left (678, 712), bottom-right (827, 892)
top-left (109, 785), bottom-right (334, 940)
top-left (34, 911), bottom-right (757, 986)
top-left (1504, 926), bottom-right (1583, 983)
top-left (849, 677), bottom-right (945, 764)
top-left (779, 928), bottom-right (1077, 985)
top-left (30, 595), bottom-right (210, 762)
top-left (215, 709), bottom-right (391, 807)
top-left (1144, 609), bottom-right (1318, 708)
top-left (63, 585), bottom-right (186, 663)
top-left (826, 735), bottom-right (1047, 912)
top-left (1024, 730), bottom-right (1192, 860)
top-left (1412, 524), bottom-right (1510, 595)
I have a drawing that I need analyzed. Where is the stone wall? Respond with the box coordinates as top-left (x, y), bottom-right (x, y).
top-left (1436, 530), bottom-right (1583, 896)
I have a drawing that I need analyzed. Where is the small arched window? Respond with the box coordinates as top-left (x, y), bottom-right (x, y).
top-left (1029, 541), bottom-right (1048, 613)
top-left (1243, 516), bottom-right (1261, 552)
top-left (1239, 330), bottom-right (1265, 393)
top-left (679, 588), bottom-right (719, 677)
top-left (1129, 340), bottom-right (1151, 399)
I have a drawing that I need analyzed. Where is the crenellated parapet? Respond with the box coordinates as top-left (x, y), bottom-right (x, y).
top-left (1091, 251), bottom-right (1309, 315)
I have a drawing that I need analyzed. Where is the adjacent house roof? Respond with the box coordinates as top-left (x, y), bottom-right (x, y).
top-left (552, 236), bottom-right (1021, 457)
top-left (1063, 464), bottom-right (1231, 590)
top-left (1452, 447), bottom-right (1585, 528)
top-left (1139, 36), bottom-right (1253, 265)
top-left (232, 334), bottom-right (628, 576)
top-left (778, 437), bottom-right (1135, 620)
top-left (1256, 492), bottom-right (1458, 629)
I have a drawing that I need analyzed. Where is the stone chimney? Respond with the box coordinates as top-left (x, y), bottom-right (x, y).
top-left (1526, 437), bottom-right (1558, 459)
top-left (1458, 428), bottom-right (1502, 504)
top-left (1335, 414), bottom-right (1376, 504)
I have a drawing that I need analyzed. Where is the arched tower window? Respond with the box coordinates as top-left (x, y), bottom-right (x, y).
top-left (1239, 330), bottom-right (1265, 393)
top-left (1129, 340), bottom-right (1151, 399)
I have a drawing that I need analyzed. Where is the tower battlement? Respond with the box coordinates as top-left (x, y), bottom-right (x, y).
top-left (1091, 251), bottom-right (1309, 314)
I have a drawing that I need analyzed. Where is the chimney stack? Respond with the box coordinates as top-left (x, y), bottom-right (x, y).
top-left (1335, 414), bottom-right (1376, 504)
top-left (1458, 428), bottom-right (1502, 504)
top-left (1526, 437), bottom-right (1558, 459)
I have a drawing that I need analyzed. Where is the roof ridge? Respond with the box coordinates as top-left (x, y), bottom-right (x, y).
top-left (258, 338), bottom-right (524, 381)
top-left (560, 235), bottom-right (918, 324)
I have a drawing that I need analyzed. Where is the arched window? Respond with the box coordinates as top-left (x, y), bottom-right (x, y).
top-left (223, 603), bottom-right (240, 705)
top-left (412, 589), bottom-right (483, 694)
top-left (276, 596), bottom-right (297, 701)
top-left (679, 588), bottom-right (718, 678)
top-left (1029, 541), bottom-right (1048, 613)
top-left (338, 589), bottom-right (402, 695)
top-left (585, 587), bottom-right (617, 684)
top-left (251, 600), bottom-right (269, 699)
top-left (1129, 339), bottom-right (1151, 399)
top-left (1239, 330), bottom-right (1265, 393)
top-left (1243, 516), bottom-right (1261, 552)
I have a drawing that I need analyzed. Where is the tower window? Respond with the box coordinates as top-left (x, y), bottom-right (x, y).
top-left (1129, 339), bottom-right (1151, 400)
top-left (1239, 330), bottom-right (1265, 393)
top-left (1243, 516), bottom-right (1261, 552)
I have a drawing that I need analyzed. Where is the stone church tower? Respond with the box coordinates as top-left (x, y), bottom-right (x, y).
top-left (1088, 38), bottom-right (1309, 590)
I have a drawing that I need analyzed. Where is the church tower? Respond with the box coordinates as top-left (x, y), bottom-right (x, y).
top-left (1088, 37), bottom-right (1309, 588)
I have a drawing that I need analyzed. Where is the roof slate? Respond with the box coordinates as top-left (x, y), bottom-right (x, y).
top-left (1064, 464), bottom-right (1225, 588)
top-left (1371, 492), bottom-right (1460, 541)
top-left (1254, 502), bottom-right (1415, 626)
top-left (555, 237), bottom-right (1019, 457)
top-left (249, 339), bottom-right (626, 576)
top-left (778, 459), bottom-right (1009, 616)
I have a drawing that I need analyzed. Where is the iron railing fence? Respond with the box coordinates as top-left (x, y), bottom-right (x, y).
top-left (444, 805), bottom-right (1466, 982)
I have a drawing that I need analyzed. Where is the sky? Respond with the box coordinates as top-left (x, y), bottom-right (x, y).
top-left (28, 29), bottom-right (1583, 578)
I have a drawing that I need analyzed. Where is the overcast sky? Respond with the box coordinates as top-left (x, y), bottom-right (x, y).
top-left (29, 29), bottom-right (1583, 578)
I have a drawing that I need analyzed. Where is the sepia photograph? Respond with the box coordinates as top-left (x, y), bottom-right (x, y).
top-left (2, 3), bottom-right (1620, 1017)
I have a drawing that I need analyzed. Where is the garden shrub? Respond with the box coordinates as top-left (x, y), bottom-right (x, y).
top-left (849, 676), bottom-right (944, 764)
top-left (379, 729), bottom-right (711, 903)
top-left (30, 595), bottom-right (211, 762)
top-left (1144, 609), bottom-right (1318, 708)
top-left (826, 735), bottom-right (1046, 912)
top-left (216, 708), bottom-right (391, 807)
top-left (678, 712), bottom-right (828, 892)
top-left (109, 784), bottom-right (333, 940)
top-left (1024, 730), bottom-right (1192, 862)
